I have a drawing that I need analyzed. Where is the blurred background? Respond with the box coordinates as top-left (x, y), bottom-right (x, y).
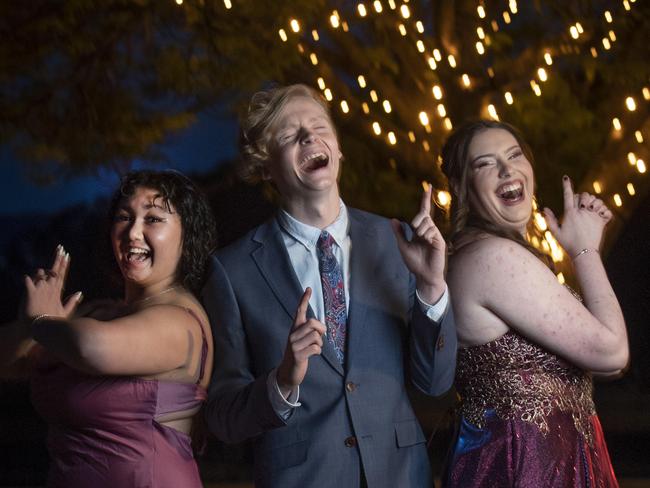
top-left (1, 0), bottom-right (648, 485)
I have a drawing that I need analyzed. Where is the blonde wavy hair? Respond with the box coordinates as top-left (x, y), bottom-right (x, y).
top-left (238, 84), bottom-right (334, 184)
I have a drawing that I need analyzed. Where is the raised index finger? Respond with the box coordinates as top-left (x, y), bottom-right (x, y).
top-left (562, 176), bottom-right (575, 212)
top-left (294, 287), bottom-right (312, 327)
top-left (420, 182), bottom-right (432, 215)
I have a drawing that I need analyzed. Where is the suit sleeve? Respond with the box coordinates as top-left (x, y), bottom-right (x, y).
top-left (401, 222), bottom-right (457, 396)
top-left (201, 256), bottom-right (286, 443)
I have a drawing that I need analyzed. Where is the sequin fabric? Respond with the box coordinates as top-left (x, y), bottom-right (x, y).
top-left (456, 330), bottom-right (596, 445)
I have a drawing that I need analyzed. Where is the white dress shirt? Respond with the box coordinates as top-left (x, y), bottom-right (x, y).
top-left (267, 201), bottom-right (449, 417)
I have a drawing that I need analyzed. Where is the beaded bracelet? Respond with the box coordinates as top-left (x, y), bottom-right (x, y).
top-left (573, 248), bottom-right (599, 260)
top-left (31, 313), bottom-right (52, 325)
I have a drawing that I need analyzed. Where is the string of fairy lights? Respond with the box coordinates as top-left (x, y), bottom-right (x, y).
top-left (175, 0), bottom-right (647, 274)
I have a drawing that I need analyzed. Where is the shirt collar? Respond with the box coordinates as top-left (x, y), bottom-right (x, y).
top-left (278, 200), bottom-right (349, 250)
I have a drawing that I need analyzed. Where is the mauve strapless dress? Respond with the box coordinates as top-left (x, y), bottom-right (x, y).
top-left (443, 331), bottom-right (619, 488)
top-left (30, 309), bottom-right (208, 488)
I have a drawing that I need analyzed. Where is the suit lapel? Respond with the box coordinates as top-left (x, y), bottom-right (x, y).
top-left (251, 217), bottom-right (344, 376)
top-left (346, 211), bottom-right (375, 370)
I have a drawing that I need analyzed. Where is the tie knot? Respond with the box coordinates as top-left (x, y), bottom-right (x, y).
top-left (317, 231), bottom-right (335, 251)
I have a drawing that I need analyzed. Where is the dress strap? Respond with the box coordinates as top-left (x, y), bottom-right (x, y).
top-left (184, 308), bottom-right (209, 385)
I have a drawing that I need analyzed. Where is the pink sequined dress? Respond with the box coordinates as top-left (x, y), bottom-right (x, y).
top-left (444, 331), bottom-right (619, 488)
top-left (30, 309), bottom-right (208, 488)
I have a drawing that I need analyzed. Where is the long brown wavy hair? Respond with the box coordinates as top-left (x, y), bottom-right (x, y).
top-left (440, 119), bottom-right (551, 266)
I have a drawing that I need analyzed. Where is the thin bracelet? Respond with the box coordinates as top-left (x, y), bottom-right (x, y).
top-left (573, 248), bottom-right (599, 260)
top-left (31, 313), bottom-right (52, 325)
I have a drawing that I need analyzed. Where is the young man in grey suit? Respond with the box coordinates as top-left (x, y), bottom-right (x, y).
top-left (202, 84), bottom-right (456, 487)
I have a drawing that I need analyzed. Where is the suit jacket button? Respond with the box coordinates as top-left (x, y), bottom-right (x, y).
top-left (436, 334), bottom-right (445, 350)
top-left (346, 381), bottom-right (356, 392)
top-left (344, 436), bottom-right (357, 448)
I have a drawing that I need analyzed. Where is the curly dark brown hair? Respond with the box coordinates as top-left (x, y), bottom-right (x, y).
top-left (108, 170), bottom-right (217, 295)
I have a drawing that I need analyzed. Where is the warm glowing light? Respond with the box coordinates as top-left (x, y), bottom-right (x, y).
top-left (477, 27), bottom-right (485, 39)
top-left (538, 67), bottom-right (548, 82)
top-left (358, 3), bottom-right (367, 16)
top-left (504, 92), bottom-right (514, 105)
top-left (557, 272), bottom-right (565, 285)
top-left (176, 0), bottom-right (183, 4)
top-left (427, 57), bottom-right (437, 70)
top-left (534, 212), bottom-right (548, 231)
top-left (509, 0), bottom-right (518, 14)
top-left (591, 47), bottom-right (598, 58)
top-left (388, 0), bottom-right (396, 9)
top-left (491, 20), bottom-right (499, 31)
top-left (628, 152), bottom-right (637, 165)
top-left (416, 21), bottom-right (424, 33)
top-left (570, 26), bottom-right (579, 39)
top-left (544, 52), bottom-right (553, 65)
top-left (310, 53), bottom-right (318, 65)
top-left (487, 67), bottom-right (495, 78)
top-left (400, 4), bottom-right (410, 18)
top-left (612, 118), bottom-right (622, 130)
top-left (387, 131), bottom-right (397, 145)
top-left (398, 24), bottom-right (407, 36)
top-left (437, 104), bottom-right (446, 117)
top-left (623, 0), bottom-right (631, 11)
top-left (312, 30), bottom-right (320, 41)
top-left (433, 49), bottom-right (442, 62)
top-left (530, 80), bottom-right (541, 96)
top-left (476, 41), bottom-right (485, 55)
top-left (643, 87), bottom-right (650, 100)
top-left (372, 122), bottom-right (381, 135)
top-left (362, 102), bottom-right (370, 114)
top-left (627, 183), bottom-right (636, 196)
top-left (408, 131), bottom-right (416, 142)
top-left (432, 85), bottom-right (443, 100)
top-left (437, 190), bottom-right (451, 208)
top-left (278, 29), bottom-right (288, 42)
top-left (462, 74), bottom-right (471, 87)
top-left (324, 89), bottom-right (333, 101)
top-left (604, 11), bottom-right (612, 23)
top-left (423, 140), bottom-right (430, 151)
top-left (477, 5), bottom-right (486, 18)
top-left (626, 97), bottom-right (636, 111)
top-left (370, 90), bottom-right (378, 102)
top-left (448, 54), bottom-right (457, 68)
top-left (487, 104), bottom-right (499, 120)
top-left (444, 118), bottom-right (453, 130)
top-left (602, 38), bottom-right (611, 50)
top-left (576, 22), bottom-right (584, 34)
top-left (613, 194), bottom-right (622, 207)
top-left (338, 101), bottom-right (349, 114)
top-left (503, 12), bottom-right (511, 24)
top-left (373, 0), bottom-right (383, 13)
top-left (358, 75), bottom-right (366, 88)
top-left (330, 11), bottom-right (340, 28)
top-left (609, 30), bottom-right (617, 41)
top-left (416, 40), bottom-right (425, 52)
top-left (593, 181), bottom-right (602, 194)
top-left (418, 111), bottom-right (429, 126)
top-left (382, 100), bottom-right (392, 113)
top-left (637, 159), bottom-right (647, 173)
top-left (424, 124), bottom-right (432, 134)
top-left (317, 77), bottom-right (326, 90)
top-left (635, 131), bottom-right (644, 143)
top-left (290, 19), bottom-right (300, 32)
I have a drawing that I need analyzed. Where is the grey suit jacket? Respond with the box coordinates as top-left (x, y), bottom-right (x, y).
top-left (202, 208), bottom-right (456, 488)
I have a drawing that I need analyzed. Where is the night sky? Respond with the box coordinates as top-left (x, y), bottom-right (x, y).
top-left (0, 110), bottom-right (238, 217)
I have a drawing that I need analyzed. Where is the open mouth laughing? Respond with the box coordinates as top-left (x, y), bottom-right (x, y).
top-left (496, 180), bottom-right (524, 204)
top-left (300, 152), bottom-right (329, 171)
top-left (126, 247), bottom-right (151, 263)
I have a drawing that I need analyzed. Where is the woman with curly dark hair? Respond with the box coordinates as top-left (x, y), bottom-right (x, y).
top-left (0, 170), bottom-right (216, 487)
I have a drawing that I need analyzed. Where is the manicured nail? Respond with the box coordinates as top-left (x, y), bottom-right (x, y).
top-left (75, 291), bottom-right (84, 303)
top-left (64, 252), bottom-right (70, 261)
top-left (56, 244), bottom-right (63, 255)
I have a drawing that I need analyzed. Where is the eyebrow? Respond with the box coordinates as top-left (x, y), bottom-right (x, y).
top-left (471, 144), bottom-right (520, 163)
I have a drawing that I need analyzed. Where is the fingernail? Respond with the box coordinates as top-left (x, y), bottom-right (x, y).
top-left (57, 244), bottom-right (63, 255)
top-left (76, 291), bottom-right (84, 303)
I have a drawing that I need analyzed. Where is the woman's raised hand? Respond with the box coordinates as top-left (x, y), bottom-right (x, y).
top-left (24, 245), bottom-right (82, 319)
top-left (543, 176), bottom-right (613, 259)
